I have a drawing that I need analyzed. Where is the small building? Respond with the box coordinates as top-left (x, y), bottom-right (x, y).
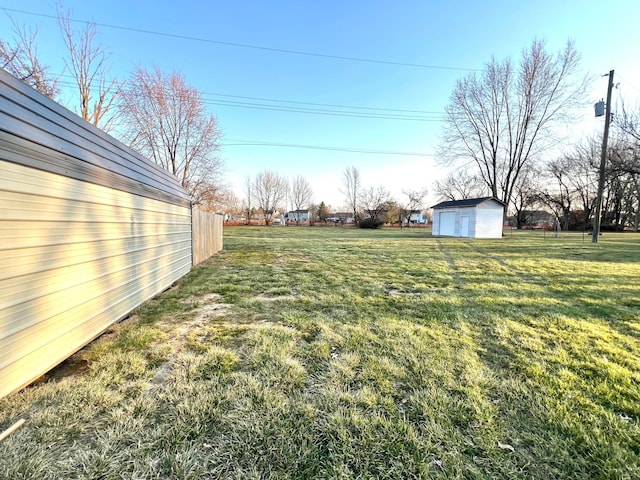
top-left (285, 209), bottom-right (310, 224)
top-left (0, 68), bottom-right (222, 399)
top-left (332, 212), bottom-right (355, 224)
top-left (431, 197), bottom-right (506, 238)
top-left (514, 210), bottom-right (555, 229)
top-left (407, 210), bottom-right (428, 224)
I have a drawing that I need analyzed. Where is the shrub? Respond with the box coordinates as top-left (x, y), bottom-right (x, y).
top-left (358, 217), bottom-right (384, 229)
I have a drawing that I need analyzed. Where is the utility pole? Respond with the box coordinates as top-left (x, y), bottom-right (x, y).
top-left (592, 70), bottom-right (614, 244)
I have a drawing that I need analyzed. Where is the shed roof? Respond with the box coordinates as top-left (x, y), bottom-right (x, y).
top-left (431, 196), bottom-right (506, 209)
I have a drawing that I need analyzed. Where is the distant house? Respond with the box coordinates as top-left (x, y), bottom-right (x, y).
top-left (332, 212), bottom-right (355, 224)
top-left (285, 209), bottom-right (310, 224)
top-left (407, 210), bottom-right (428, 224)
top-left (516, 210), bottom-right (555, 229)
top-left (432, 197), bottom-right (506, 238)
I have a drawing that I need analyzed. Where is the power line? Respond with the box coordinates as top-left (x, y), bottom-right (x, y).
top-left (203, 92), bottom-right (442, 115)
top-left (224, 139), bottom-right (434, 156)
top-left (204, 99), bottom-right (443, 121)
top-left (53, 78), bottom-right (445, 121)
top-left (1, 6), bottom-right (477, 72)
top-left (50, 77), bottom-right (437, 153)
top-left (53, 74), bottom-right (442, 114)
top-left (55, 73), bottom-right (442, 115)
top-left (616, 72), bottom-right (640, 95)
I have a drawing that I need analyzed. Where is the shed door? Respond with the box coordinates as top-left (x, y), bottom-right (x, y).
top-left (460, 216), bottom-right (470, 237)
top-left (439, 211), bottom-right (455, 236)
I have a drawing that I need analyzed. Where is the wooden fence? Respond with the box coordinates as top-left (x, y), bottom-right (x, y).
top-left (192, 208), bottom-right (224, 266)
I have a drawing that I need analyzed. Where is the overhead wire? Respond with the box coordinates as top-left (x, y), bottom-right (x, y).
top-left (615, 72), bottom-right (640, 96)
top-left (202, 99), bottom-right (443, 121)
top-left (53, 74), bottom-right (443, 114)
top-left (51, 78), bottom-right (434, 154)
top-left (1, 6), bottom-right (477, 72)
top-left (223, 140), bottom-right (434, 157)
top-left (202, 92), bottom-right (442, 114)
top-left (5, 6), bottom-right (451, 156)
top-left (53, 77), bottom-right (445, 121)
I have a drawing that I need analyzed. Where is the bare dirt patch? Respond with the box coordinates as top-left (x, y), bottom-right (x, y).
top-left (148, 293), bottom-right (236, 387)
top-left (157, 293), bottom-right (233, 345)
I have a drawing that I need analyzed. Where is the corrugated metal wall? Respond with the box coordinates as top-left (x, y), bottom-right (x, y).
top-left (0, 69), bottom-right (194, 399)
top-left (192, 209), bottom-right (224, 266)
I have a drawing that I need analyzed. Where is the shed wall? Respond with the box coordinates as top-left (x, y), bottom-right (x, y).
top-left (438, 211), bottom-right (456, 236)
top-left (0, 69), bottom-right (194, 399)
top-left (0, 160), bottom-right (192, 398)
top-left (475, 205), bottom-right (504, 238)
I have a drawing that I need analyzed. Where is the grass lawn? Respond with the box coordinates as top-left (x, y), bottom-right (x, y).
top-left (1, 226), bottom-right (639, 479)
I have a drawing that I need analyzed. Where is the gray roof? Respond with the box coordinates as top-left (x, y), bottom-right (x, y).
top-left (431, 197), bottom-right (506, 209)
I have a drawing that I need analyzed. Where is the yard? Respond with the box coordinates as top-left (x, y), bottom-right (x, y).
top-left (1, 227), bottom-right (639, 479)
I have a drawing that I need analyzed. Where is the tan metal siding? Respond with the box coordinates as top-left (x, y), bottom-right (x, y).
top-left (0, 160), bottom-right (192, 398)
top-left (0, 68), bottom-right (198, 399)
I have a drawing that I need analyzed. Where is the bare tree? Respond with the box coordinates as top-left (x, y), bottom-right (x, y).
top-left (602, 134), bottom-right (640, 230)
top-left (607, 103), bottom-right (640, 229)
top-left (1, 7), bottom-right (119, 124)
top-left (253, 171), bottom-right (288, 226)
top-left (617, 99), bottom-right (640, 143)
top-left (308, 202), bottom-right (319, 226)
top-left (289, 175), bottom-right (314, 225)
top-left (340, 166), bottom-right (361, 225)
top-left (434, 170), bottom-right (485, 201)
top-left (58, 7), bottom-right (120, 131)
top-left (242, 174), bottom-right (253, 225)
top-left (399, 188), bottom-right (428, 228)
top-left (0, 15), bottom-right (58, 98)
top-left (509, 165), bottom-right (540, 229)
top-left (565, 139), bottom-right (600, 229)
top-left (537, 158), bottom-right (574, 231)
top-left (214, 189), bottom-right (242, 219)
top-left (195, 187), bottom-right (237, 214)
top-left (360, 185), bottom-right (391, 221)
top-left (119, 66), bottom-right (224, 206)
top-left (441, 40), bottom-right (588, 211)
top-left (612, 101), bottom-right (640, 177)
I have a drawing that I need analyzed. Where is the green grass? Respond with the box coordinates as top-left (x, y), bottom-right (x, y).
top-left (1, 227), bottom-right (639, 479)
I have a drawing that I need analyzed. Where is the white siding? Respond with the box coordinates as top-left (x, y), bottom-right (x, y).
top-left (438, 211), bottom-right (456, 236)
top-left (409, 212), bottom-right (427, 224)
top-left (288, 211), bottom-right (309, 223)
top-left (0, 68), bottom-right (193, 398)
top-left (460, 215), bottom-right (470, 237)
top-left (475, 203), bottom-right (505, 238)
top-left (432, 198), bottom-right (504, 238)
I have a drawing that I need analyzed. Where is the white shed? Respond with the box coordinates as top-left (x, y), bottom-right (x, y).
top-left (431, 197), bottom-right (506, 238)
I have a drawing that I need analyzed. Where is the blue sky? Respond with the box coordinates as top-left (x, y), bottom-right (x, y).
top-left (1, 1), bottom-right (639, 209)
